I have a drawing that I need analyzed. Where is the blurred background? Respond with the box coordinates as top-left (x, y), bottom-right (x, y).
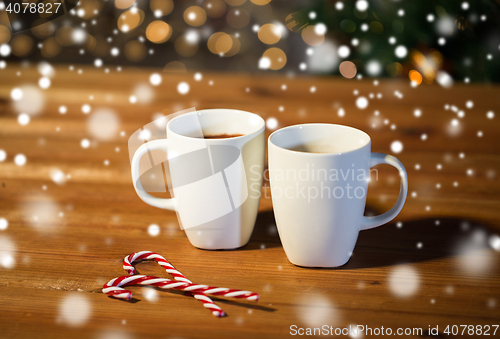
top-left (1, 0), bottom-right (500, 82)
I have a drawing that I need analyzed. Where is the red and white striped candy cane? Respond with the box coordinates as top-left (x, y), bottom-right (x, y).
top-left (102, 275), bottom-right (225, 317)
top-left (123, 251), bottom-right (225, 317)
top-left (124, 251), bottom-right (259, 299)
top-left (103, 274), bottom-right (260, 300)
top-left (103, 251), bottom-right (259, 317)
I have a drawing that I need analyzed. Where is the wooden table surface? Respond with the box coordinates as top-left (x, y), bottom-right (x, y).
top-left (0, 65), bottom-right (499, 338)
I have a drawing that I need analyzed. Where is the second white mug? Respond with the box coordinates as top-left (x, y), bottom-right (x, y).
top-left (268, 123), bottom-right (408, 267)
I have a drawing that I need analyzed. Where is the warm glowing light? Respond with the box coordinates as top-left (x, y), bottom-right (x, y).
top-left (78, 0), bottom-right (101, 19)
top-left (301, 25), bottom-right (325, 46)
top-left (0, 25), bottom-right (11, 44)
top-left (409, 70), bottom-right (423, 85)
top-left (258, 23), bottom-right (281, 44)
top-left (216, 34), bottom-right (233, 54)
top-left (163, 61), bottom-right (187, 73)
top-left (250, 0), bottom-right (271, 4)
top-left (115, 0), bottom-right (135, 9)
top-left (150, 0), bottom-right (174, 16)
top-left (31, 19), bottom-right (55, 39)
top-left (203, 0), bottom-right (226, 18)
top-left (339, 61), bottom-right (357, 79)
top-left (146, 21), bottom-right (172, 44)
top-left (207, 32), bottom-right (226, 54)
top-left (183, 6), bottom-right (207, 27)
top-left (41, 37), bottom-right (61, 58)
top-left (411, 49), bottom-right (443, 83)
top-left (124, 40), bottom-right (147, 62)
top-left (262, 47), bottom-right (287, 70)
top-left (55, 26), bottom-right (75, 46)
top-left (10, 34), bottom-right (33, 57)
top-left (118, 9), bottom-right (144, 32)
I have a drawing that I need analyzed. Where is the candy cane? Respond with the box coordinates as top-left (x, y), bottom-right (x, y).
top-left (102, 251), bottom-right (259, 317)
top-left (102, 275), bottom-right (225, 317)
top-left (123, 251), bottom-right (225, 317)
top-left (125, 252), bottom-right (257, 296)
top-left (103, 274), bottom-right (259, 300)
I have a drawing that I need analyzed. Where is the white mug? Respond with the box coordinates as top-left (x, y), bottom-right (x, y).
top-left (131, 109), bottom-right (265, 249)
top-left (268, 124), bottom-right (408, 267)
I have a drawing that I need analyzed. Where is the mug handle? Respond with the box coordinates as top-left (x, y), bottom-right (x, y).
top-left (361, 152), bottom-right (408, 230)
top-left (131, 139), bottom-right (176, 211)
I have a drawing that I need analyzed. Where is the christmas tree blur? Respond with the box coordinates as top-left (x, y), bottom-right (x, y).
top-left (287, 0), bottom-right (500, 83)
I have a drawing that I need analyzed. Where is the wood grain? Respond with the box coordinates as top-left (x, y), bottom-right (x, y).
top-left (0, 65), bottom-right (499, 338)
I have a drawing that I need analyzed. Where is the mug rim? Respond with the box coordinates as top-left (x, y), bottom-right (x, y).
top-left (167, 108), bottom-right (265, 141)
top-left (268, 123), bottom-right (371, 156)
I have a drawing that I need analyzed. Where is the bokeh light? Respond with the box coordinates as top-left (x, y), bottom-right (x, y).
top-left (177, 82), bottom-right (190, 94)
top-left (163, 61), bottom-right (187, 73)
top-left (356, 97), bottom-right (368, 110)
top-left (409, 70), bottom-right (423, 85)
top-left (455, 229), bottom-right (496, 276)
top-left (133, 83), bottom-right (155, 104)
top-left (150, 0), bottom-right (174, 16)
top-left (339, 61), bottom-right (357, 79)
top-left (87, 108), bottom-right (120, 141)
top-left (436, 71), bottom-right (453, 88)
top-left (307, 40), bottom-right (338, 73)
top-left (295, 293), bottom-right (339, 328)
top-left (11, 34), bottom-right (34, 57)
top-left (388, 265), bottom-right (420, 298)
top-left (0, 25), bottom-right (10, 44)
top-left (58, 294), bottom-right (92, 327)
top-left (146, 21), bottom-right (172, 44)
top-left (31, 19), bottom-right (55, 39)
top-left (115, 0), bottom-right (135, 9)
top-left (183, 6), bottom-right (207, 27)
top-left (14, 154), bottom-right (26, 166)
top-left (41, 38), bottom-right (61, 58)
top-left (261, 47), bottom-right (286, 70)
top-left (207, 32), bottom-right (240, 56)
top-left (203, 0), bottom-right (226, 18)
top-left (124, 40), bottom-right (147, 62)
top-left (0, 235), bottom-right (16, 269)
top-left (50, 168), bottom-right (66, 185)
top-left (226, 9), bottom-right (250, 28)
top-left (301, 25), bottom-right (325, 46)
top-left (55, 26), bottom-right (76, 46)
top-left (142, 287), bottom-right (160, 302)
top-left (0, 218), bottom-right (7, 230)
top-left (12, 85), bottom-right (45, 116)
top-left (258, 23), bottom-right (281, 44)
top-left (148, 224), bottom-right (160, 236)
top-left (118, 8), bottom-right (145, 33)
top-left (21, 194), bottom-right (63, 234)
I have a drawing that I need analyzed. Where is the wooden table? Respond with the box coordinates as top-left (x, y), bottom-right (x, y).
top-left (0, 65), bottom-right (499, 338)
